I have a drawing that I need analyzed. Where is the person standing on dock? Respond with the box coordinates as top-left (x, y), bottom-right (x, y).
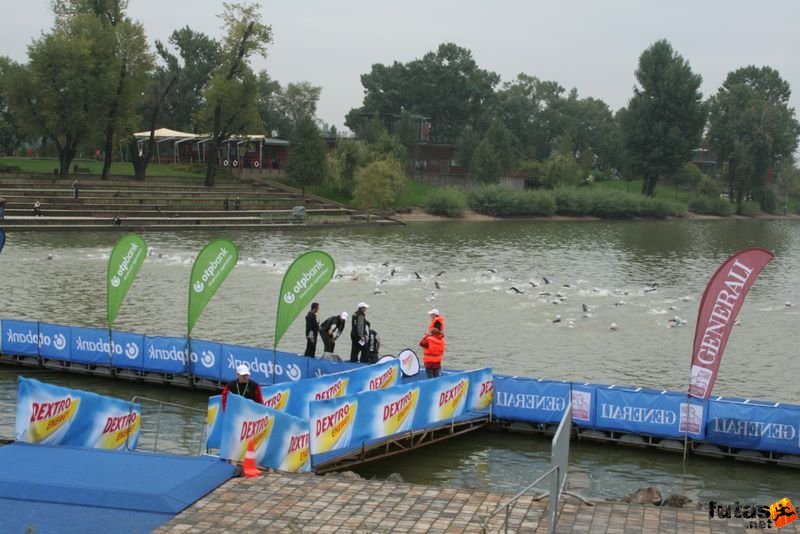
top-left (304, 302), bottom-right (320, 357)
top-left (420, 327), bottom-right (445, 379)
top-left (320, 312), bottom-right (347, 357)
top-left (221, 364), bottom-right (264, 410)
top-left (350, 303), bottom-right (369, 363)
top-left (427, 308), bottom-right (445, 335)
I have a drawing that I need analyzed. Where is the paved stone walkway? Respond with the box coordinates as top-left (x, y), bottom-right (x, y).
top-left (154, 472), bottom-right (800, 533)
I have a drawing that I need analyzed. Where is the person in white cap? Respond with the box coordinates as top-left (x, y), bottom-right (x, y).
top-left (221, 364), bottom-right (264, 411)
top-left (320, 311), bottom-right (348, 357)
top-left (427, 308), bottom-right (445, 335)
top-left (350, 302), bottom-right (370, 363)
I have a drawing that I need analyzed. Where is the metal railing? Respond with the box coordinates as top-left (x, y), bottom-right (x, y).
top-left (486, 403), bottom-right (588, 533)
top-left (128, 396), bottom-right (208, 456)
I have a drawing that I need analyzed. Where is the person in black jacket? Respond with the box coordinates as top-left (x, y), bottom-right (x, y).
top-left (320, 312), bottom-right (348, 356)
top-left (304, 302), bottom-right (320, 357)
top-left (350, 302), bottom-right (369, 363)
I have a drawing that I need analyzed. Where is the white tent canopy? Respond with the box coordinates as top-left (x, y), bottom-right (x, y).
top-left (132, 128), bottom-right (200, 140)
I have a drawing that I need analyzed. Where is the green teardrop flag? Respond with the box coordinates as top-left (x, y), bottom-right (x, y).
top-left (188, 239), bottom-right (238, 336)
top-left (274, 251), bottom-right (335, 349)
top-left (107, 233), bottom-right (147, 328)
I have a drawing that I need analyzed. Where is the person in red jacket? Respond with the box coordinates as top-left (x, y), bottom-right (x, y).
top-left (427, 308), bottom-right (445, 335)
top-left (221, 364), bottom-right (264, 411)
top-left (420, 327), bottom-right (445, 378)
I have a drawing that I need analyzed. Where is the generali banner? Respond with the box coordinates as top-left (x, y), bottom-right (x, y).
top-left (689, 248), bottom-right (774, 399)
top-left (15, 377), bottom-right (140, 450)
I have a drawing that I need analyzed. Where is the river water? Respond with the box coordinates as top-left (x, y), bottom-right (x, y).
top-left (0, 220), bottom-right (798, 503)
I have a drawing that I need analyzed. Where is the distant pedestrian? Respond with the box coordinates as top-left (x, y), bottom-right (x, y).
top-left (427, 308), bottom-right (445, 335)
top-left (420, 327), bottom-right (445, 379)
top-left (350, 303), bottom-right (369, 363)
top-left (234, 196), bottom-right (241, 210)
top-left (72, 179), bottom-right (80, 199)
top-left (320, 312), bottom-right (347, 357)
top-left (304, 302), bottom-right (320, 357)
top-left (223, 198), bottom-right (230, 210)
top-left (112, 215), bottom-right (122, 226)
top-left (33, 200), bottom-right (43, 217)
top-left (221, 364), bottom-right (264, 411)
top-left (0, 197), bottom-right (6, 220)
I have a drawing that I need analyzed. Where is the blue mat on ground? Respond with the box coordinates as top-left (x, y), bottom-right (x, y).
top-left (0, 442), bottom-right (237, 534)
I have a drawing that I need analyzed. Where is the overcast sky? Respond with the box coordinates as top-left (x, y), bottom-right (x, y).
top-left (3, 1), bottom-right (799, 131)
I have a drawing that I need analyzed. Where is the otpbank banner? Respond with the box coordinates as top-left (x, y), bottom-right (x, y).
top-left (274, 251), bottom-right (335, 349)
top-left (593, 386), bottom-right (706, 440)
top-left (704, 399), bottom-right (800, 455)
top-left (258, 359), bottom-right (402, 420)
top-left (15, 377), bottom-right (141, 449)
top-left (217, 393), bottom-right (311, 473)
top-left (309, 369), bottom-right (492, 455)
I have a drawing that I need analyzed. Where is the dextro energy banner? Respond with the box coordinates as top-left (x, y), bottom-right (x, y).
top-left (309, 369), bottom-right (491, 455)
top-left (107, 234), bottom-right (147, 328)
top-left (689, 248), bottom-right (774, 399)
top-left (259, 359), bottom-right (401, 419)
top-left (15, 377), bottom-right (141, 449)
top-left (217, 393), bottom-right (310, 472)
top-left (188, 239), bottom-right (238, 336)
top-left (274, 251), bottom-right (335, 348)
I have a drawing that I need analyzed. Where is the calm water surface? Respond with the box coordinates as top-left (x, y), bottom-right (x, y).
top-left (0, 220), bottom-right (798, 503)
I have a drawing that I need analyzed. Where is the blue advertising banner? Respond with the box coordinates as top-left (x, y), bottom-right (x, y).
top-left (1, 320), bottom-right (41, 356)
top-left (217, 393), bottom-right (310, 472)
top-left (206, 395), bottom-right (223, 449)
top-left (258, 359), bottom-right (402, 420)
top-left (70, 327), bottom-right (144, 370)
top-left (307, 358), bottom-right (361, 378)
top-left (220, 344), bottom-right (307, 384)
top-left (38, 323), bottom-right (71, 361)
top-left (16, 377), bottom-right (141, 450)
top-left (144, 336), bottom-right (190, 375)
top-left (188, 339), bottom-right (223, 381)
top-left (493, 377), bottom-right (570, 424)
top-left (594, 387), bottom-right (705, 440)
top-left (465, 368), bottom-right (493, 412)
top-left (309, 370), bottom-right (483, 456)
top-left (705, 400), bottom-right (800, 455)
top-left (0, 228), bottom-right (5, 255)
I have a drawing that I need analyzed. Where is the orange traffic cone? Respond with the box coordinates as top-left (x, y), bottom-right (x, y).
top-left (242, 438), bottom-right (261, 478)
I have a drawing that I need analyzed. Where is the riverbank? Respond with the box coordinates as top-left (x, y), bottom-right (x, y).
top-left (393, 207), bottom-right (800, 223)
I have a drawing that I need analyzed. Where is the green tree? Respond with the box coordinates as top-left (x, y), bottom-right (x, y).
top-left (127, 41), bottom-right (181, 180)
top-left (0, 57), bottom-right (24, 155)
top-left (620, 39), bottom-right (705, 196)
top-left (470, 120), bottom-right (515, 183)
top-left (199, 2), bottom-right (272, 187)
top-left (707, 66), bottom-right (800, 205)
top-left (333, 139), bottom-right (369, 195)
top-left (353, 158), bottom-right (407, 215)
top-left (287, 114), bottom-right (327, 187)
top-left (346, 43), bottom-right (499, 140)
top-left (5, 26), bottom-right (103, 177)
top-left (53, 0), bottom-right (153, 179)
top-left (160, 27), bottom-right (220, 132)
top-left (257, 75), bottom-right (321, 138)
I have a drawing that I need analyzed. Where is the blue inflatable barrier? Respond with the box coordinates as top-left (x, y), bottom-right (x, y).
top-left (705, 399), bottom-right (800, 455)
top-left (3, 318), bottom-right (800, 457)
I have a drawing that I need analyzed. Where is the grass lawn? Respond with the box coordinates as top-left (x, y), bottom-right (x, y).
top-left (593, 178), bottom-right (694, 204)
top-left (0, 156), bottom-right (206, 178)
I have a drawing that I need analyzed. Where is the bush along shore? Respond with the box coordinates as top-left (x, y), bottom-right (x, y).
top-left (422, 185), bottom-right (798, 220)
